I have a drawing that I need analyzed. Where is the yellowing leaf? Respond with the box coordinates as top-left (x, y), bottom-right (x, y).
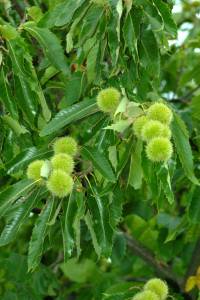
top-left (196, 275), bottom-right (200, 289)
top-left (185, 276), bottom-right (196, 292)
top-left (196, 266), bottom-right (200, 276)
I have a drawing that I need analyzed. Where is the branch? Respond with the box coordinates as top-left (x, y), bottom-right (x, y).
top-left (124, 233), bottom-right (193, 300)
top-left (171, 85), bottom-right (200, 103)
top-left (125, 233), bottom-right (181, 284)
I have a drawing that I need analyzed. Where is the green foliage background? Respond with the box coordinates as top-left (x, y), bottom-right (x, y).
top-left (0, 0), bottom-right (200, 299)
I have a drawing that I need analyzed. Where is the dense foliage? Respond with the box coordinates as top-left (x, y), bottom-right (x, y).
top-left (0, 0), bottom-right (200, 299)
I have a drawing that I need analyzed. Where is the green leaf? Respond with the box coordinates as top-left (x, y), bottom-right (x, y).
top-left (0, 68), bottom-right (18, 119)
top-left (87, 42), bottom-right (100, 83)
top-left (191, 95), bottom-right (200, 121)
top-left (188, 186), bottom-right (200, 224)
top-left (0, 50), bottom-right (2, 66)
top-left (2, 115), bottom-right (28, 136)
top-left (7, 37), bottom-right (51, 123)
top-left (27, 6), bottom-right (43, 22)
top-left (28, 200), bottom-right (54, 271)
top-left (128, 140), bottom-right (143, 189)
top-left (0, 179), bottom-right (35, 217)
top-left (142, 153), bottom-right (161, 201)
top-left (55, 0), bottom-right (86, 27)
top-left (107, 9), bottom-right (120, 65)
top-left (81, 146), bottom-right (116, 182)
top-left (40, 98), bottom-right (99, 136)
top-left (74, 190), bottom-right (85, 258)
top-left (60, 258), bottom-right (96, 283)
top-left (0, 189), bottom-right (44, 246)
top-left (153, 0), bottom-right (177, 37)
top-left (117, 138), bottom-right (134, 176)
top-left (123, 13), bottom-right (136, 57)
top-left (87, 187), bottom-right (114, 257)
top-left (40, 66), bottom-right (59, 86)
top-left (40, 160), bottom-right (52, 179)
top-left (141, 29), bottom-right (160, 76)
top-left (107, 0), bottom-right (123, 65)
top-left (39, 0), bottom-right (86, 28)
top-left (84, 211), bottom-right (101, 257)
top-left (114, 97), bottom-right (128, 116)
top-left (104, 120), bottom-right (131, 133)
top-left (6, 147), bottom-right (53, 175)
top-left (78, 6), bottom-right (104, 45)
top-left (7, 39), bottom-right (38, 127)
top-left (125, 102), bottom-right (143, 118)
top-left (23, 22), bottom-right (69, 75)
top-left (108, 145), bottom-right (118, 171)
top-left (59, 72), bottom-right (86, 108)
top-left (142, 0), bottom-right (163, 31)
top-left (0, 24), bottom-right (18, 40)
top-left (103, 282), bottom-right (134, 299)
top-left (62, 189), bottom-right (78, 259)
top-left (61, 187), bottom-right (85, 260)
top-left (171, 113), bottom-right (198, 184)
top-left (157, 164), bottom-right (174, 204)
top-left (16, 76), bottom-right (38, 127)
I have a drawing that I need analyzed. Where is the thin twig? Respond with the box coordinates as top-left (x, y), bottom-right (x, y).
top-left (124, 233), bottom-right (193, 300)
top-left (125, 233), bottom-right (181, 284)
top-left (171, 85), bottom-right (200, 103)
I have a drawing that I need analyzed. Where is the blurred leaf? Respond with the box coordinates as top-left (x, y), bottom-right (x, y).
top-left (191, 95), bottom-right (200, 121)
top-left (185, 276), bottom-right (197, 292)
top-left (27, 6), bottom-right (43, 22)
top-left (60, 258), bottom-right (96, 283)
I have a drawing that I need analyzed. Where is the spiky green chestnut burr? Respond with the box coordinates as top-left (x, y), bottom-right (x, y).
top-left (51, 153), bottom-right (74, 174)
top-left (53, 136), bottom-right (78, 156)
top-left (144, 278), bottom-right (168, 300)
top-left (27, 160), bottom-right (44, 182)
top-left (146, 137), bottom-right (173, 162)
top-left (96, 87), bottom-right (121, 113)
top-left (162, 125), bottom-right (171, 139)
top-left (47, 170), bottom-right (73, 198)
top-left (147, 102), bottom-right (173, 125)
top-left (142, 120), bottom-right (165, 141)
top-left (132, 290), bottom-right (159, 300)
top-left (133, 116), bottom-right (148, 138)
